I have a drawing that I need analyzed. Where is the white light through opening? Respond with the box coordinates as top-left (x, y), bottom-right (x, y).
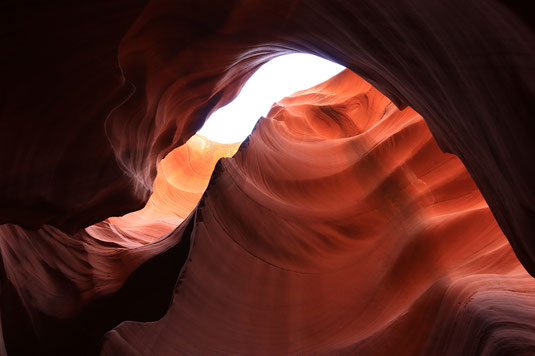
top-left (196, 53), bottom-right (345, 144)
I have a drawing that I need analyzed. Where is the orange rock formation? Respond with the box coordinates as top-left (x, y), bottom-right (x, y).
top-left (105, 135), bottom-right (240, 243)
top-left (100, 70), bottom-right (534, 355)
top-left (1, 1), bottom-right (534, 355)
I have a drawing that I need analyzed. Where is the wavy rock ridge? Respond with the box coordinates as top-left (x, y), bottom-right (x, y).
top-left (97, 69), bottom-right (535, 355)
top-left (2, 0), bottom-right (534, 275)
top-left (1, 1), bottom-right (534, 355)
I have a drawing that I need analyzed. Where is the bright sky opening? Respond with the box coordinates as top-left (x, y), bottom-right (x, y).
top-left (196, 53), bottom-right (345, 144)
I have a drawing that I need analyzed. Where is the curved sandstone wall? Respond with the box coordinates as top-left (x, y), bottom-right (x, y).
top-left (1, 1), bottom-right (534, 355)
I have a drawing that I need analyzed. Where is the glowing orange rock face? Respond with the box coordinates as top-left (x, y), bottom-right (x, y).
top-left (2, 1), bottom-right (534, 354)
top-left (101, 70), bottom-right (535, 355)
top-left (107, 135), bottom-right (240, 242)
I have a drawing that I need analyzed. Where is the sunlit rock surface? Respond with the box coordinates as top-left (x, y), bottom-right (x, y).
top-left (0, 134), bottom-right (238, 354)
top-left (2, 0), bottom-right (534, 275)
top-left (1, 0), bottom-right (534, 355)
top-left (99, 70), bottom-right (535, 355)
top-left (104, 135), bottom-right (240, 243)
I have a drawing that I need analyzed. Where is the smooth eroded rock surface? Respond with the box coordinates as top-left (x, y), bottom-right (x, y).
top-left (101, 70), bottom-right (535, 355)
top-left (1, 1), bottom-right (534, 355)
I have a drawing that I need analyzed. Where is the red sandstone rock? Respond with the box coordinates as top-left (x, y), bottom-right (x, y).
top-left (105, 135), bottom-right (239, 242)
top-left (1, 1), bottom-right (534, 355)
top-left (2, 0), bottom-right (534, 275)
top-left (98, 69), bottom-right (535, 355)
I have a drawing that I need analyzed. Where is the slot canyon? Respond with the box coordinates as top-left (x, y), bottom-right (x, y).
top-left (1, 1), bottom-right (534, 355)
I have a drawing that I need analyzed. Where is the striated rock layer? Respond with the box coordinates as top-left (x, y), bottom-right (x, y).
top-left (2, 0), bottom-right (534, 276)
top-left (98, 69), bottom-right (535, 355)
top-left (1, 0), bottom-right (534, 355)
top-left (105, 135), bottom-right (240, 243)
top-left (3, 68), bottom-right (534, 354)
top-left (0, 135), bottom-right (238, 354)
